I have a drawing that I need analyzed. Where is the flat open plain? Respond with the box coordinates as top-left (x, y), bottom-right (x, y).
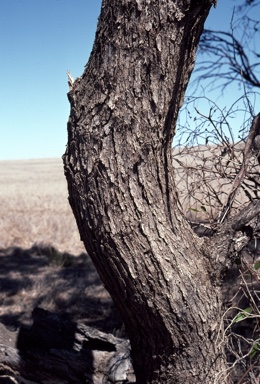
top-left (0, 158), bottom-right (84, 254)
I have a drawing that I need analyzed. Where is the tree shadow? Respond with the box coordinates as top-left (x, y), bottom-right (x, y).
top-left (0, 245), bottom-right (124, 335)
top-left (0, 245), bottom-right (128, 383)
top-left (12, 306), bottom-right (132, 383)
top-left (16, 308), bottom-right (94, 383)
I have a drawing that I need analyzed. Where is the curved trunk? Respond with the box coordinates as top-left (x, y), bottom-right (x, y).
top-left (63, 1), bottom-right (231, 382)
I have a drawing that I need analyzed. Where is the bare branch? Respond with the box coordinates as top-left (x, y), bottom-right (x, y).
top-left (219, 113), bottom-right (260, 223)
top-left (193, 4), bottom-right (260, 94)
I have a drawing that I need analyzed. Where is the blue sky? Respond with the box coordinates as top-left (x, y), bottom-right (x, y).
top-left (0, 0), bottom-right (257, 160)
top-left (0, 0), bottom-right (101, 160)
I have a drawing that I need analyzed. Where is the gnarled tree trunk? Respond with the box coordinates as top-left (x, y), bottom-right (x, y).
top-left (63, 1), bottom-right (234, 383)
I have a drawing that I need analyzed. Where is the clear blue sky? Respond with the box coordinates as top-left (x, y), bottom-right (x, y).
top-left (0, 0), bottom-right (256, 160)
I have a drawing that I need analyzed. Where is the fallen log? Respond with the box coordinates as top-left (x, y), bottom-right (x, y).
top-left (0, 308), bottom-right (135, 384)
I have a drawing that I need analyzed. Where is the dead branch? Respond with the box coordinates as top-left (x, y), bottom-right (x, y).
top-left (219, 114), bottom-right (260, 223)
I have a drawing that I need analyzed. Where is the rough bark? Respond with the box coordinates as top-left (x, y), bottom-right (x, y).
top-left (63, 1), bottom-right (235, 383)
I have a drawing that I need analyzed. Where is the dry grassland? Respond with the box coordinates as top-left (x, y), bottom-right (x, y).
top-left (0, 159), bottom-right (119, 331)
top-left (0, 158), bottom-right (85, 254)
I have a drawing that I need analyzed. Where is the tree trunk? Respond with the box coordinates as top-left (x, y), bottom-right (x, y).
top-left (63, 1), bottom-right (232, 383)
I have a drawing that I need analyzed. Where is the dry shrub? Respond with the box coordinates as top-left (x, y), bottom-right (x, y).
top-left (173, 142), bottom-right (259, 221)
top-left (173, 98), bottom-right (260, 382)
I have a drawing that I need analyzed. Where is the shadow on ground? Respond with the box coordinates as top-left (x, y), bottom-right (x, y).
top-left (0, 245), bottom-right (124, 336)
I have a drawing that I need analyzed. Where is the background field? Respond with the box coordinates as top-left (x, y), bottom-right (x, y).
top-left (0, 158), bottom-right (85, 254)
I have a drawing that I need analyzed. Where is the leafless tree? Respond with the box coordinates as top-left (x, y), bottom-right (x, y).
top-left (63, 1), bottom-right (260, 382)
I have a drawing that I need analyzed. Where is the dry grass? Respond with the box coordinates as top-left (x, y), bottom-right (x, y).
top-left (0, 159), bottom-right (122, 333)
top-left (0, 158), bottom-right (85, 254)
top-left (0, 245), bottom-right (122, 332)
